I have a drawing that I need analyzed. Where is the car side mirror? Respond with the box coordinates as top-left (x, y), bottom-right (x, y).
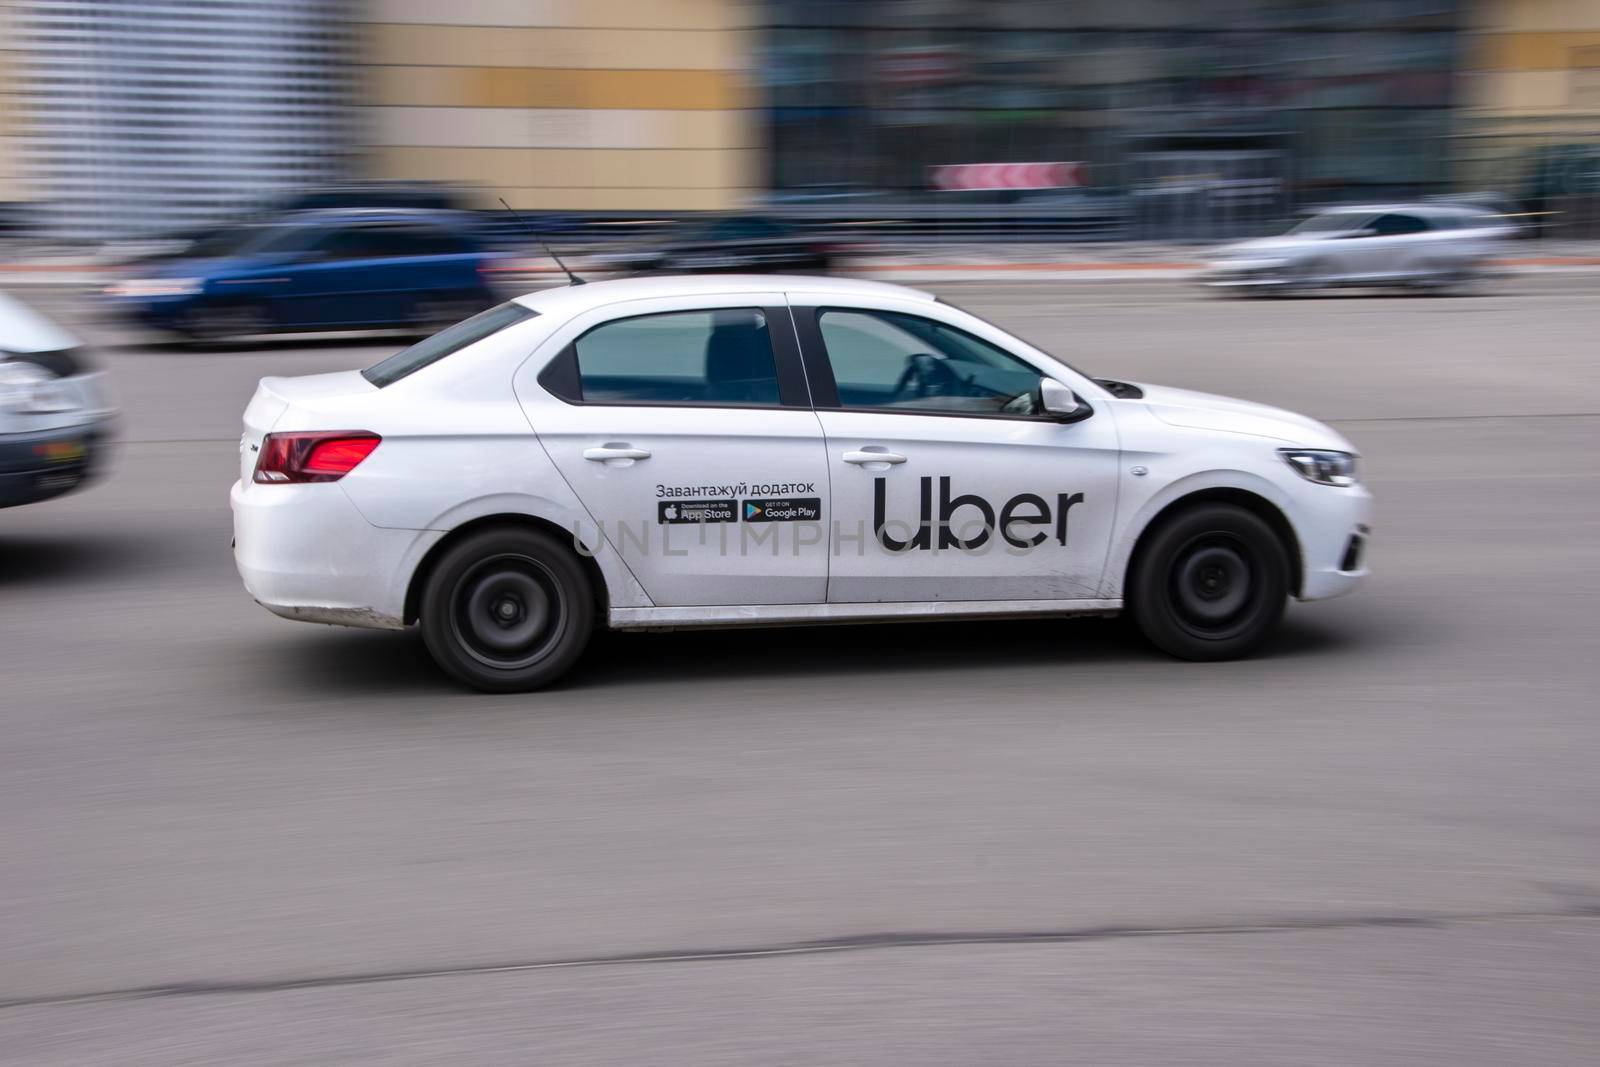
top-left (1040, 377), bottom-right (1091, 422)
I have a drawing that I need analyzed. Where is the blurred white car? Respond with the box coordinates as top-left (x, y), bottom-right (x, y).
top-left (0, 292), bottom-right (115, 508)
top-left (1203, 204), bottom-right (1512, 293)
top-left (233, 275), bottom-right (1372, 691)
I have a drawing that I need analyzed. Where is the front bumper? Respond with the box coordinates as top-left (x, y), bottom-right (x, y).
top-left (1291, 483), bottom-right (1373, 601)
top-left (0, 422), bottom-right (110, 508)
top-left (230, 478), bottom-right (442, 630)
top-left (1199, 261), bottom-right (1295, 288)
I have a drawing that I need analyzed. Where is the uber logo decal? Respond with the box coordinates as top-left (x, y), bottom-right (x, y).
top-left (873, 476), bottom-right (1084, 552)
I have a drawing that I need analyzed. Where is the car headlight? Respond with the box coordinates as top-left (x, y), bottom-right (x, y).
top-left (1279, 449), bottom-right (1359, 487)
top-left (103, 278), bottom-right (203, 298)
top-left (0, 359), bottom-right (77, 414)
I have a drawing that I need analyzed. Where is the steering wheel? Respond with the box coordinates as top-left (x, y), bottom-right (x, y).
top-left (892, 353), bottom-right (961, 401)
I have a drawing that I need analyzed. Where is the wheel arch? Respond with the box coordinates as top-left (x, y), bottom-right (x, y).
top-left (1123, 486), bottom-right (1304, 599)
top-left (403, 512), bottom-right (610, 626)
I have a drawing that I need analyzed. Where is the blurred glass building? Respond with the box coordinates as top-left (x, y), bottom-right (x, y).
top-left (1, 0), bottom-right (350, 240)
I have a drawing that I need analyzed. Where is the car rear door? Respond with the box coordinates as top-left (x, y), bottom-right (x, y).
top-left (515, 293), bottom-right (829, 607)
top-left (791, 296), bottom-right (1122, 604)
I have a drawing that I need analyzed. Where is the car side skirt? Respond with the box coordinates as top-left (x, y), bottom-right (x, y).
top-left (609, 597), bottom-right (1122, 631)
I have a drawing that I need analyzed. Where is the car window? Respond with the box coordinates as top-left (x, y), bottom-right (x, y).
top-left (816, 308), bottom-right (1044, 416)
top-left (1288, 212), bottom-right (1372, 234)
top-left (362, 302), bottom-right (536, 387)
top-left (1370, 213), bottom-right (1429, 236)
top-left (313, 227), bottom-right (393, 260)
top-left (314, 225), bottom-right (462, 260)
top-left (392, 225), bottom-right (470, 255)
top-left (574, 308), bottom-right (780, 406)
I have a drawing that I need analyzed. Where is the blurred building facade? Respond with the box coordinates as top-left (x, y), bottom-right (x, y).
top-left (353, 0), bottom-right (759, 212)
top-left (1457, 0), bottom-right (1600, 232)
top-left (0, 0), bottom-right (350, 239)
top-left (1, 0), bottom-right (1598, 238)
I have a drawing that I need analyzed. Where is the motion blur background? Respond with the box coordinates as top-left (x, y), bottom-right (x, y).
top-left (1, 0), bottom-right (1598, 244)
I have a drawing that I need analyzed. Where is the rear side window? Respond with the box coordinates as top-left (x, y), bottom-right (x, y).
top-left (362, 302), bottom-right (536, 387)
top-left (572, 308), bottom-right (780, 406)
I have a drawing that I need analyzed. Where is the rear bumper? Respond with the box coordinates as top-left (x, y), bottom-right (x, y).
top-left (0, 422), bottom-right (110, 508)
top-left (230, 478), bottom-right (441, 630)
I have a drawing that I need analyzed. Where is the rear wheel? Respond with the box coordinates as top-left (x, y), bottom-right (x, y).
top-left (181, 301), bottom-right (269, 345)
top-left (1129, 503), bottom-right (1289, 661)
top-left (419, 526), bottom-right (595, 692)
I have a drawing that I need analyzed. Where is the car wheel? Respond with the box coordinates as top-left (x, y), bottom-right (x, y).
top-left (419, 526), bottom-right (596, 692)
top-left (1129, 503), bottom-right (1289, 661)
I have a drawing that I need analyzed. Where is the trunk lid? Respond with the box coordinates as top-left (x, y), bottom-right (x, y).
top-left (239, 370), bottom-right (375, 483)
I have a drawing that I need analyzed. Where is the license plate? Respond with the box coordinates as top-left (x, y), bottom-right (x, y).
top-left (34, 439), bottom-right (86, 463)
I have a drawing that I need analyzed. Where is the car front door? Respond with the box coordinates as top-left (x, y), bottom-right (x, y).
top-left (516, 295), bottom-right (829, 607)
top-left (792, 299), bottom-right (1122, 604)
top-left (278, 225), bottom-right (423, 328)
top-left (1356, 212), bottom-right (1430, 278)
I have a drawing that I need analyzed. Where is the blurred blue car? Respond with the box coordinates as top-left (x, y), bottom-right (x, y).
top-left (104, 209), bottom-right (501, 341)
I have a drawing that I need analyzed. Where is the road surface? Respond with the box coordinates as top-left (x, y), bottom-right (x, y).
top-left (3, 278), bottom-right (1598, 1063)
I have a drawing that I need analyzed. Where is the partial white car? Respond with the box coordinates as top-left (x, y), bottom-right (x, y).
top-left (1, 291), bottom-right (116, 508)
top-left (232, 275), bottom-right (1371, 691)
top-left (1203, 204), bottom-right (1512, 293)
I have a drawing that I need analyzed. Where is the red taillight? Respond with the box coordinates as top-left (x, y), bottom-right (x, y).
top-left (253, 432), bottom-right (381, 484)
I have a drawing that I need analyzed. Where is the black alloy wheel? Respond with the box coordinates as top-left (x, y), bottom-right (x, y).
top-left (420, 526), bottom-right (594, 692)
top-left (1130, 503), bottom-right (1289, 660)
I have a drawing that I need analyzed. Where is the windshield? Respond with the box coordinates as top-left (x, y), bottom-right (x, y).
top-left (1288, 212), bottom-right (1371, 235)
top-left (362, 302), bottom-right (538, 387)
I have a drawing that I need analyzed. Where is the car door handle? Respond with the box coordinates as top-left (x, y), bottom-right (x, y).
top-left (583, 444), bottom-right (651, 462)
top-left (842, 449), bottom-right (906, 466)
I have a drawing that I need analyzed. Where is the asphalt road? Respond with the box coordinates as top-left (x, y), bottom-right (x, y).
top-left (3, 277), bottom-right (1599, 1064)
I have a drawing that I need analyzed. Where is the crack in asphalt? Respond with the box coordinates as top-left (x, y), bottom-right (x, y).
top-left (5, 906), bottom-right (1598, 1012)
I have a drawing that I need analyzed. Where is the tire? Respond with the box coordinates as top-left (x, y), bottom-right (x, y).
top-left (419, 526), bottom-right (596, 692)
top-left (1129, 503), bottom-right (1290, 661)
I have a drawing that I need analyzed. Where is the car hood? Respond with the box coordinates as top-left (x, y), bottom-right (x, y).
top-left (0, 290), bottom-right (81, 352)
top-left (1133, 382), bottom-right (1353, 450)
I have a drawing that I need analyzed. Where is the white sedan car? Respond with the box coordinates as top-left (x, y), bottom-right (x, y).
top-left (1202, 204), bottom-right (1511, 293)
top-left (232, 275), bottom-right (1370, 691)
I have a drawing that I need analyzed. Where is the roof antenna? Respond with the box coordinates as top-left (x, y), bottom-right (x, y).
top-left (498, 197), bottom-right (584, 285)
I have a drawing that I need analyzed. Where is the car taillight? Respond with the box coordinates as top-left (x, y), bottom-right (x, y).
top-left (253, 431), bottom-right (381, 484)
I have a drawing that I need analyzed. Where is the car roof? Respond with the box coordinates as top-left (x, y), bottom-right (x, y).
top-left (1310, 203), bottom-right (1480, 218)
top-left (273, 207), bottom-right (473, 226)
top-left (511, 274), bottom-right (936, 315)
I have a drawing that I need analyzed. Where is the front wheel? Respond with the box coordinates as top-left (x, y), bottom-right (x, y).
top-left (1129, 503), bottom-right (1289, 661)
top-left (419, 527), bottom-right (595, 692)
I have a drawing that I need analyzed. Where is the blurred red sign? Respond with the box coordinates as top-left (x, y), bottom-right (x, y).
top-left (878, 47), bottom-right (961, 86)
top-left (930, 162), bottom-right (1085, 191)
